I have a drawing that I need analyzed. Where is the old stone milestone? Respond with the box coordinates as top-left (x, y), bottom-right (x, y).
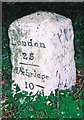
top-left (8, 11), bottom-right (76, 95)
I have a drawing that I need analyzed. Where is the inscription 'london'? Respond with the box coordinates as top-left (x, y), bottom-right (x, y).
top-left (13, 39), bottom-right (46, 48)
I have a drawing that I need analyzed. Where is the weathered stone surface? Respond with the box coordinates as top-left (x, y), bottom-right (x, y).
top-left (8, 11), bottom-right (76, 95)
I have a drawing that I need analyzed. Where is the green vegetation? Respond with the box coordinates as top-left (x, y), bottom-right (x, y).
top-left (1, 82), bottom-right (83, 119)
top-left (74, 15), bottom-right (84, 69)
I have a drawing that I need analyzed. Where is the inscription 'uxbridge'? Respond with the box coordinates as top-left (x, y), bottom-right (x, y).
top-left (13, 66), bottom-right (49, 82)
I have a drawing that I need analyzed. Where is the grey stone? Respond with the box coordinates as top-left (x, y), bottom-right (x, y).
top-left (8, 11), bottom-right (76, 95)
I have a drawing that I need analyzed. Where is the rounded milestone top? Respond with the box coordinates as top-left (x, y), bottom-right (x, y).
top-left (10, 11), bottom-right (72, 25)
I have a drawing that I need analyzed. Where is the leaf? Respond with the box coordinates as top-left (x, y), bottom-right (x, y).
top-left (14, 92), bottom-right (22, 99)
top-left (20, 111), bottom-right (34, 118)
top-left (22, 90), bottom-right (28, 96)
top-left (16, 84), bottom-right (21, 92)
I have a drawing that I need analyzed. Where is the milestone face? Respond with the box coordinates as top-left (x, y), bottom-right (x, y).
top-left (8, 11), bottom-right (76, 95)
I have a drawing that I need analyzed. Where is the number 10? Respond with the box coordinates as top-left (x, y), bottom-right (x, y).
top-left (25, 82), bottom-right (34, 90)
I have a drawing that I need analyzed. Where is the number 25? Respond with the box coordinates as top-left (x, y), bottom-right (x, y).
top-left (22, 52), bottom-right (34, 60)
